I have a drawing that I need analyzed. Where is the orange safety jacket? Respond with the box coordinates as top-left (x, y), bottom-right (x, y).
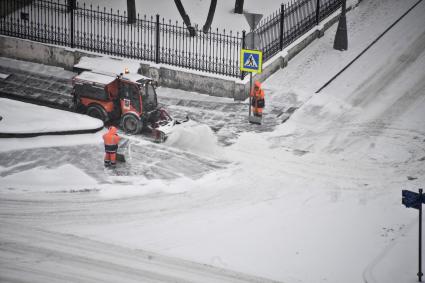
top-left (103, 128), bottom-right (121, 153)
top-left (250, 82), bottom-right (265, 108)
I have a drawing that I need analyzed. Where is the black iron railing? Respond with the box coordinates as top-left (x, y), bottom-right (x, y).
top-left (0, 0), bottom-right (341, 79)
top-left (255, 0), bottom-right (341, 63)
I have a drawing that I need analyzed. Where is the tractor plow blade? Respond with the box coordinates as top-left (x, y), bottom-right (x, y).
top-left (153, 116), bottom-right (190, 143)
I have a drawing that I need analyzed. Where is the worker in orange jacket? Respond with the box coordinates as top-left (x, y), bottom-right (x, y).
top-left (103, 126), bottom-right (121, 167)
top-left (250, 80), bottom-right (265, 117)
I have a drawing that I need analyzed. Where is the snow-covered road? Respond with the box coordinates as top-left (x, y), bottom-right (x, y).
top-left (1, 0), bottom-right (425, 282)
top-left (0, 220), bottom-right (278, 283)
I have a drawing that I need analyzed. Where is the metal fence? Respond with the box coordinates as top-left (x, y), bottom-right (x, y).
top-left (254, 0), bottom-right (341, 62)
top-left (0, 0), bottom-right (341, 79)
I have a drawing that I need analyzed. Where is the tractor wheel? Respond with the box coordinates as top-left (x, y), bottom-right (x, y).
top-left (121, 114), bottom-right (142, 134)
top-left (87, 105), bottom-right (108, 122)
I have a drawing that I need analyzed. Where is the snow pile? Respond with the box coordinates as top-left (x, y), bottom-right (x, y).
top-left (165, 120), bottom-right (223, 157)
top-left (0, 164), bottom-right (98, 191)
top-left (0, 98), bottom-right (103, 134)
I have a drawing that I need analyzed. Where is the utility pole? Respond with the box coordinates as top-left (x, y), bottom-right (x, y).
top-left (419, 188), bottom-right (423, 282)
top-left (402, 188), bottom-right (424, 282)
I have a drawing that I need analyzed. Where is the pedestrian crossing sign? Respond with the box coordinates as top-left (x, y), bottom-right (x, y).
top-left (240, 49), bottom-right (263, 73)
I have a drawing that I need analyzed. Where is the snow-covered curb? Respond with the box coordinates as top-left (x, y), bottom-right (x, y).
top-left (0, 98), bottom-right (104, 137)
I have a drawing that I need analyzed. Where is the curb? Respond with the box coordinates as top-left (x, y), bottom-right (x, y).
top-left (0, 125), bottom-right (104, 138)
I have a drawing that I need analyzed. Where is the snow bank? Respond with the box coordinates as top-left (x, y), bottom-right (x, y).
top-left (0, 98), bottom-right (103, 134)
top-left (0, 164), bottom-right (98, 191)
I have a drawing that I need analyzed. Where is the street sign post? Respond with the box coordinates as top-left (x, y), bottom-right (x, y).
top-left (245, 32), bottom-right (261, 50)
top-left (243, 12), bottom-right (263, 124)
top-left (402, 188), bottom-right (425, 282)
top-left (240, 49), bottom-right (263, 124)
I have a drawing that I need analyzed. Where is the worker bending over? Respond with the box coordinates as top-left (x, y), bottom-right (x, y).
top-left (250, 81), bottom-right (265, 117)
top-left (103, 126), bottom-right (120, 167)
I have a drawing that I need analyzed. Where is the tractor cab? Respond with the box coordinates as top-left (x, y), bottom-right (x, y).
top-left (118, 73), bottom-right (158, 116)
top-left (117, 73), bottom-right (168, 134)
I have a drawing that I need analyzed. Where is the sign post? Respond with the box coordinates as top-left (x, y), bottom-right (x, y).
top-left (242, 13), bottom-right (263, 124)
top-left (402, 188), bottom-right (425, 282)
top-left (418, 189), bottom-right (423, 282)
top-left (240, 49), bottom-right (263, 123)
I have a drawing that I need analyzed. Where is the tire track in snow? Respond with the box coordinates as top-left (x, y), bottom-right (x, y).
top-left (0, 65), bottom-right (74, 110)
top-left (0, 141), bottom-right (227, 182)
top-left (159, 97), bottom-right (288, 146)
top-left (0, 221), bottom-right (280, 283)
top-left (362, 218), bottom-right (417, 283)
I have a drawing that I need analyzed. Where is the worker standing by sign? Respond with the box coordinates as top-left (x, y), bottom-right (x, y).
top-left (103, 126), bottom-right (121, 167)
top-left (241, 12), bottom-right (264, 125)
top-left (240, 48), bottom-right (263, 124)
top-left (250, 81), bottom-right (265, 117)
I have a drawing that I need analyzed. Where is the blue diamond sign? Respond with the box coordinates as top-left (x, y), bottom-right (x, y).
top-left (240, 49), bottom-right (263, 74)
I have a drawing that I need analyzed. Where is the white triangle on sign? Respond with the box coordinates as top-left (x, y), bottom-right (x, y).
top-left (244, 54), bottom-right (258, 68)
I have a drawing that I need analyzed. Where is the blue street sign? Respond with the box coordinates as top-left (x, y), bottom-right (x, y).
top-left (240, 49), bottom-right (263, 73)
top-left (402, 190), bottom-right (424, 210)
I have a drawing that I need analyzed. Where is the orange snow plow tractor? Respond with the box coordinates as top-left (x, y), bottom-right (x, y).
top-left (72, 71), bottom-right (179, 142)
